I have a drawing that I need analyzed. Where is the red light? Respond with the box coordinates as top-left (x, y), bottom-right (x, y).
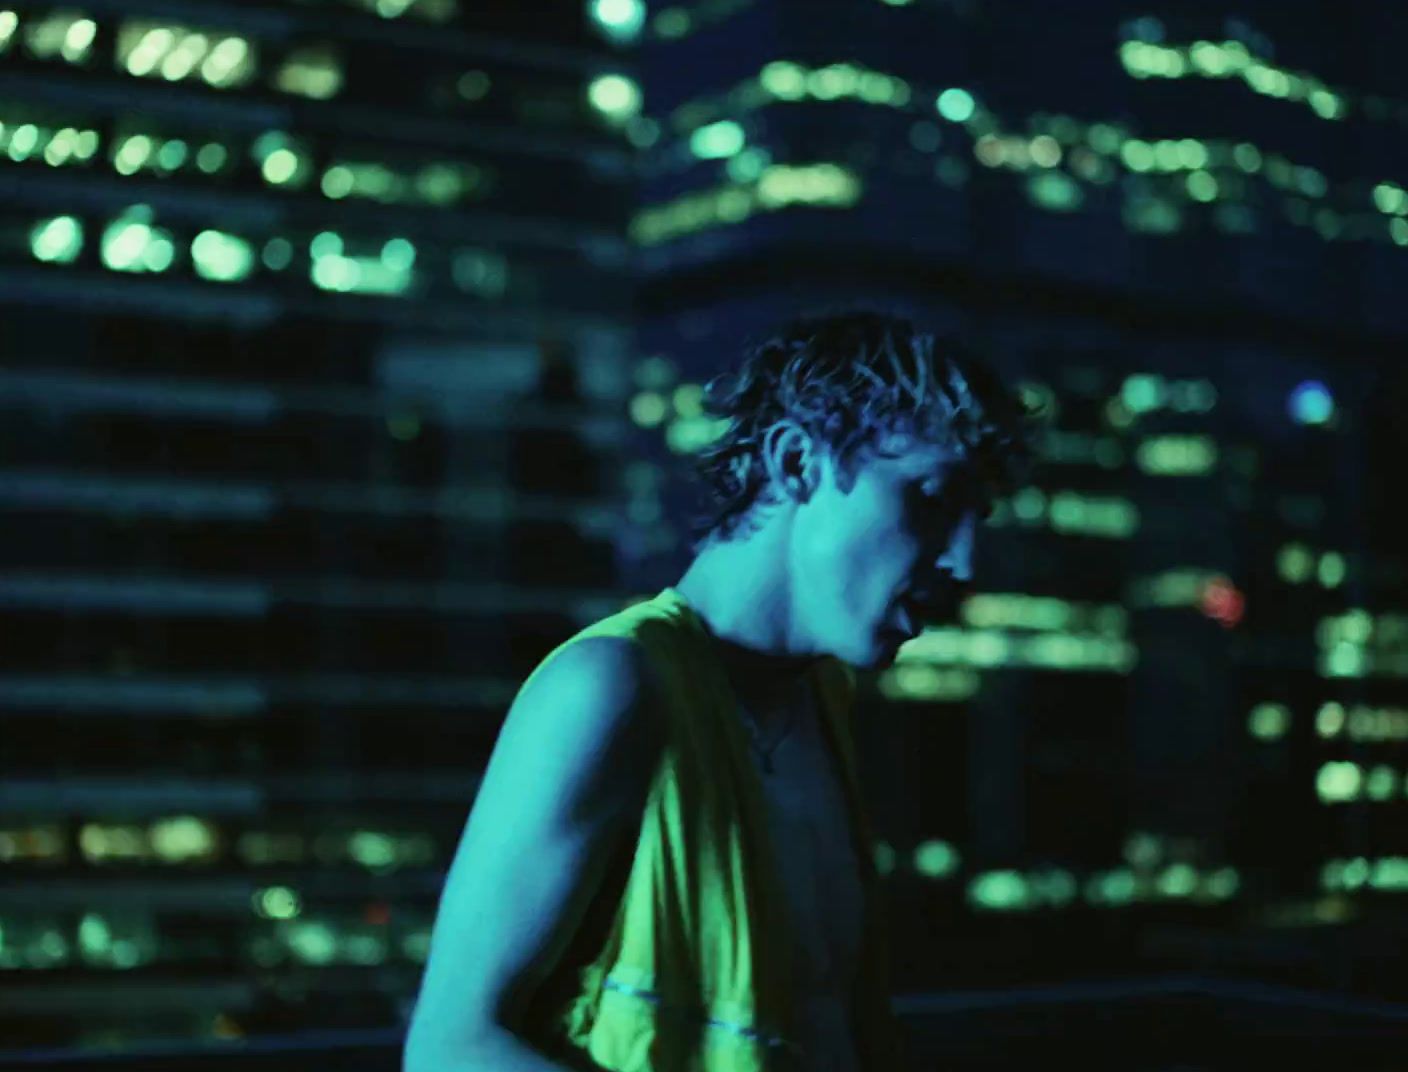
top-left (364, 902), bottom-right (391, 926)
top-left (1200, 577), bottom-right (1244, 628)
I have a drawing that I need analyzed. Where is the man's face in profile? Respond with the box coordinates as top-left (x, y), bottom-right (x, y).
top-left (791, 431), bottom-right (985, 669)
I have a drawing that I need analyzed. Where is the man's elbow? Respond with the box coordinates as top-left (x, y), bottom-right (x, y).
top-left (401, 1022), bottom-right (441, 1072)
top-left (402, 1012), bottom-right (493, 1072)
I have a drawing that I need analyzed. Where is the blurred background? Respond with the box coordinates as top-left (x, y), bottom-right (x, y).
top-left (1, 0), bottom-right (1407, 1068)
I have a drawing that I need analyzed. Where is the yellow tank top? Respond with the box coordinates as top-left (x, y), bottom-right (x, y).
top-left (518, 586), bottom-right (909, 1072)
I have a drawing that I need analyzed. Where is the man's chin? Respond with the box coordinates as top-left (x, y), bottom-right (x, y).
top-left (863, 630), bottom-right (908, 667)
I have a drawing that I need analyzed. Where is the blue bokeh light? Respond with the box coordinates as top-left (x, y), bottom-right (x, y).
top-left (1289, 380), bottom-right (1334, 425)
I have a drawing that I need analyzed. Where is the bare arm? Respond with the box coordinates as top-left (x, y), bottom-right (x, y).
top-left (403, 636), bottom-right (666, 1072)
top-left (412, 1023), bottom-right (607, 1072)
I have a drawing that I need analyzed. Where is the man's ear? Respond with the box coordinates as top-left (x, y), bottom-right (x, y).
top-left (761, 422), bottom-right (822, 502)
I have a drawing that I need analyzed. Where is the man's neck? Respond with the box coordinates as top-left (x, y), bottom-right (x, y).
top-left (672, 575), bottom-right (821, 723)
top-left (715, 641), bottom-right (819, 720)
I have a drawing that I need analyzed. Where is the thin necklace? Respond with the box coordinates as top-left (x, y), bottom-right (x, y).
top-left (671, 587), bottom-right (801, 774)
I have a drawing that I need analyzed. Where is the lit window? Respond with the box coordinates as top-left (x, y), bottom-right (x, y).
top-left (117, 20), bottom-right (256, 89)
top-left (273, 45), bottom-right (343, 100)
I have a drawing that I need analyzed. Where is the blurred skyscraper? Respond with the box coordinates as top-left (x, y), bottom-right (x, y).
top-left (0, 0), bottom-right (645, 1048)
top-left (2, 0), bottom-right (1407, 1059)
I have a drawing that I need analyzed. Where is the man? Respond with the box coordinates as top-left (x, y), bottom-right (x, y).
top-left (404, 308), bottom-right (1036, 1072)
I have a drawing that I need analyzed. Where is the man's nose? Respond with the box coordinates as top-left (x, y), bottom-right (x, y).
top-left (935, 515), bottom-right (975, 582)
top-left (935, 551), bottom-right (973, 584)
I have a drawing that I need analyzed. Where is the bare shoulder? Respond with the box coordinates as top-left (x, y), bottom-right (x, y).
top-left (530, 633), bottom-right (660, 707)
top-left (498, 634), bottom-right (666, 762)
top-left (403, 633), bottom-right (668, 1063)
top-left (475, 633), bottom-right (669, 844)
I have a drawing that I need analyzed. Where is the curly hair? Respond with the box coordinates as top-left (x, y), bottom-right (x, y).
top-left (682, 305), bottom-right (1043, 552)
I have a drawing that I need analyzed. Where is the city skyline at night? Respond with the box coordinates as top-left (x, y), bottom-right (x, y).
top-left (0, 1), bottom-right (1405, 1063)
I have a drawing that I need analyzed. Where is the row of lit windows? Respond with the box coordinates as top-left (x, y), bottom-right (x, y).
top-left (877, 663), bottom-right (979, 701)
top-left (0, 7), bottom-right (94, 63)
top-left (0, 10), bottom-right (335, 99)
top-left (960, 127), bottom-right (1355, 224)
top-left (896, 626), bottom-right (1137, 673)
top-left (1118, 178), bottom-right (1407, 247)
top-left (1279, 544), bottom-right (1349, 587)
top-left (959, 593), bottom-right (1127, 636)
top-left (1118, 25), bottom-right (1408, 134)
top-left (0, 873), bottom-right (1247, 974)
top-left (631, 160), bottom-right (859, 245)
top-left (1119, 39), bottom-right (1344, 119)
top-left (247, 887), bottom-right (432, 967)
top-left (1315, 702), bottom-right (1408, 741)
top-left (1321, 856), bottom-right (1408, 893)
top-left (60, 833), bottom-right (1244, 912)
top-left (1117, 374), bottom-right (1219, 416)
top-left (1319, 649), bottom-right (1408, 680)
top-left (652, 5), bottom-right (1401, 142)
top-left (878, 834), bottom-right (1240, 910)
top-left (0, 911), bottom-right (435, 970)
top-left (557, 75), bottom-right (1374, 235)
top-left (1134, 434), bottom-right (1218, 475)
top-left (1109, 384), bottom-right (1329, 435)
top-left (648, 49), bottom-right (1408, 250)
top-left (1, 9), bottom-right (641, 125)
top-left (1317, 610), bottom-right (1408, 648)
top-left (966, 863), bottom-right (1240, 911)
top-left (25, 209), bottom-right (513, 299)
top-left (251, 916), bottom-right (430, 967)
top-left (639, 144), bottom-right (1408, 252)
top-left (881, 652), bottom-right (1160, 699)
top-left (116, 20), bottom-right (267, 91)
top-left (0, 819), bottom-right (436, 870)
top-left (667, 15), bottom-right (1396, 157)
top-left (694, 53), bottom-right (1384, 206)
top-left (1, 110), bottom-right (498, 209)
top-left (0, 119), bottom-right (101, 167)
top-left (1316, 761), bottom-right (1408, 802)
top-left (1317, 610), bottom-right (1408, 679)
top-left (0, 912), bottom-right (158, 970)
top-left (1126, 569), bottom-right (1229, 609)
top-left (871, 588), bottom-right (1408, 688)
top-left (1085, 571), bottom-right (1247, 629)
top-left (881, 612), bottom-right (1136, 688)
top-left (885, 828), bottom-right (1239, 909)
top-left (1250, 701), bottom-right (1408, 742)
top-left (0, 0), bottom-right (463, 57)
